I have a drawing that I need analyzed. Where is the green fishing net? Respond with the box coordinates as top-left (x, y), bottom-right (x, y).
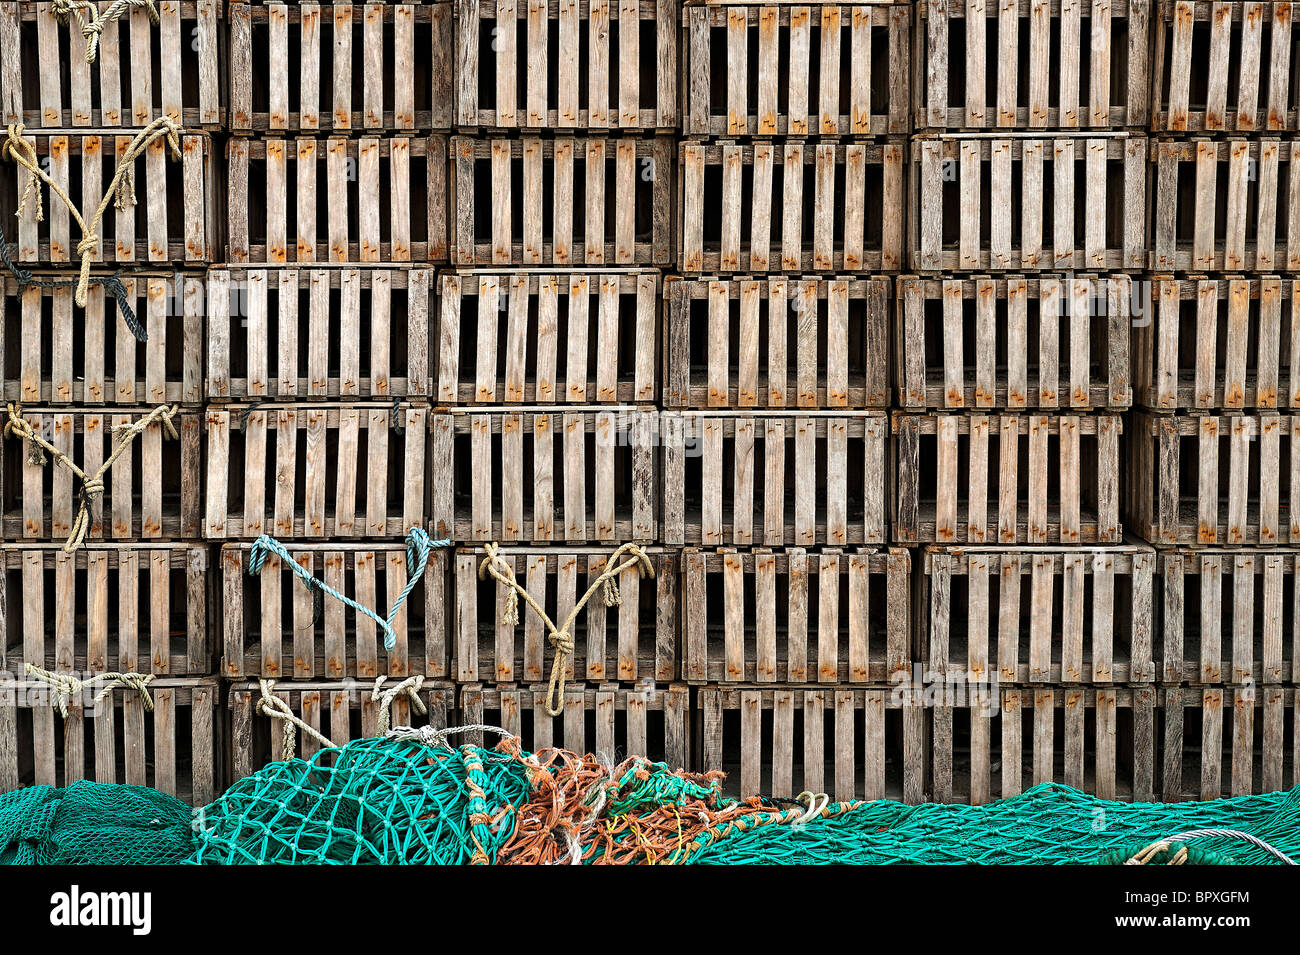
top-left (0, 780), bottom-right (195, 865)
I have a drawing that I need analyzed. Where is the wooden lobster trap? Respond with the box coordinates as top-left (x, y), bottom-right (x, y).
top-left (218, 542), bottom-right (451, 680)
top-left (679, 139), bottom-right (905, 273)
top-left (697, 685), bottom-right (925, 803)
top-left (910, 134), bottom-right (1146, 271)
top-left (456, 0), bottom-right (678, 131)
top-left (448, 135), bottom-right (673, 266)
top-left (430, 408), bottom-right (658, 543)
top-left (229, 1), bottom-right (454, 133)
top-left (1160, 685), bottom-right (1297, 799)
top-left (1153, 0), bottom-right (1300, 132)
top-left (893, 412), bottom-right (1123, 544)
top-left (0, 676), bottom-right (220, 806)
top-left (4, 131), bottom-right (214, 266)
top-left (683, 2), bottom-right (910, 136)
top-left (0, 406), bottom-right (202, 540)
top-left (228, 678), bottom-right (455, 778)
top-left (206, 267), bottom-right (434, 401)
top-left (1157, 550), bottom-right (1298, 685)
top-left (1151, 139), bottom-right (1300, 272)
top-left (926, 686), bottom-right (1158, 804)
top-left (1126, 411), bottom-right (1300, 545)
top-left (459, 682), bottom-right (691, 768)
top-left (226, 135), bottom-right (449, 264)
top-left (680, 547), bottom-right (911, 684)
top-left (1, 272), bottom-right (204, 406)
top-left (918, 544), bottom-right (1156, 684)
top-left (437, 270), bottom-right (659, 405)
top-left (1135, 277), bottom-right (1300, 410)
top-left (1, 543), bottom-right (209, 677)
top-left (0, 1), bottom-right (223, 129)
top-left (916, 0), bottom-right (1151, 131)
top-left (452, 545), bottom-right (676, 684)
top-left (663, 276), bottom-right (890, 409)
top-left (896, 274), bottom-right (1134, 410)
top-left (661, 410), bottom-right (888, 547)
top-left (203, 402), bottom-right (428, 540)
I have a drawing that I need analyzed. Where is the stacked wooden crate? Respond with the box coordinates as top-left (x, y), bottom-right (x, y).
top-left (439, 0), bottom-right (684, 762)
top-left (675, 0), bottom-right (920, 802)
top-left (214, 1), bottom-right (455, 771)
top-left (908, 0), bottom-right (1158, 803)
top-left (1129, 0), bottom-right (1300, 799)
top-left (0, 0), bottom-right (222, 803)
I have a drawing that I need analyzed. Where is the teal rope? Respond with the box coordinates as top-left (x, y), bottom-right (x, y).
top-left (247, 528), bottom-right (449, 651)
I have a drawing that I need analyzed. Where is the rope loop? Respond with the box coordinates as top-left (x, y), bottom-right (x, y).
top-left (478, 541), bottom-right (655, 716)
top-left (256, 679), bottom-right (336, 756)
top-left (248, 528), bottom-right (448, 652)
top-left (372, 675), bottom-right (427, 735)
top-left (25, 663), bottom-right (154, 719)
top-left (52, 0), bottom-right (160, 64)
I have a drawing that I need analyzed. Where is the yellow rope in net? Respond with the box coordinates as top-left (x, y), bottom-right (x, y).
top-left (477, 541), bottom-right (654, 716)
top-left (3, 401), bottom-right (180, 553)
top-left (2, 116), bottom-right (183, 310)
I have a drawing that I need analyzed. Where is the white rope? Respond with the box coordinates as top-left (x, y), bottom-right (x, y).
top-left (1147, 828), bottom-right (1297, 865)
top-left (385, 723), bottom-right (516, 750)
top-left (256, 679), bottom-right (336, 755)
top-left (370, 675), bottom-right (427, 735)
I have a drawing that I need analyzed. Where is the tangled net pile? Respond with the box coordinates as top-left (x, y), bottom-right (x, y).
top-left (3, 730), bottom-right (1298, 865)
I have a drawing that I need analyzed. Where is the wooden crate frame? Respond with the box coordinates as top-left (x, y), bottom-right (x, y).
top-left (438, 270), bottom-right (659, 405)
top-left (430, 408), bottom-right (659, 543)
top-left (927, 686), bottom-right (1158, 804)
top-left (679, 139), bottom-right (905, 273)
top-left (218, 542), bottom-right (451, 680)
top-left (1151, 139), bottom-right (1300, 272)
top-left (1126, 411), bottom-right (1300, 545)
top-left (459, 682), bottom-right (691, 767)
top-left (918, 544), bottom-right (1155, 684)
top-left (1, 543), bottom-right (209, 677)
top-left (698, 685), bottom-right (925, 803)
top-left (203, 402), bottom-right (427, 540)
top-left (456, 0), bottom-right (678, 131)
top-left (226, 135), bottom-right (449, 264)
top-left (452, 545), bottom-right (676, 683)
top-left (4, 131), bottom-right (214, 267)
top-left (1, 406), bottom-right (202, 540)
top-left (1135, 277), bottom-right (1300, 410)
top-left (896, 274), bottom-right (1134, 410)
top-left (910, 134), bottom-right (1146, 271)
top-left (1153, 0), bottom-right (1300, 132)
top-left (662, 410), bottom-right (888, 546)
top-left (684, 3), bottom-right (910, 136)
top-left (0, 676), bottom-right (220, 806)
top-left (1157, 550), bottom-right (1298, 685)
top-left (206, 267), bottom-right (433, 401)
top-left (0, 1), bottom-right (223, 129)
top-left (664, 276), bottom-right (890, 409)
top-left (230, 1), bottom-right (454, 132)
top-left (449, 135), bottom-right (673, 266)
top-left (228, 678), bottom-right (455, 778)
top-left (1, 272), bottom-right (204, 406)
top-left (1160, 686), bottom-right (1297, 799)
top-left (894, 412), bottom-right (1123, 544)
top-left (680, 546), bottom-right (911, 684)
top-left (916, 0), bottom-right (1150, 130)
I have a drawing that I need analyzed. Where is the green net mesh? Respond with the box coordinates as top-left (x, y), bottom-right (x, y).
top-left (0, 780), bottom-right (195, 865)
top-left (4, 735), bottom-right (1298, 865)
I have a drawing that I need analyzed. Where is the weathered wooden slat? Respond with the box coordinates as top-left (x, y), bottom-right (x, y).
top-left (894, 412), bottom-right (1123, 544)
top-left (1160, 686), bottom-right (1296, 799)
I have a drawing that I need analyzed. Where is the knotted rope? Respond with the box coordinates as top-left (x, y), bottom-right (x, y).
top-left (24, 663), bottom-right (154, 719)
top-left (477, 541), bottom-right (655, 716)
top-left (385, 723), bottom-right (515, 750)
top-left (246, 528), bottom-right (449, 652)
top-left (2, 116), bottom-right (182, 323)
top-left (1125, 828), bottom-right (1297, 866)
top-left (52, 0), bottom-right (159, 64)
top-left (4, 402), bottom-right (179, 552)
top-left (256, 679), bottom-right (336, 756)
top-left (371, 675), bottom-right (427, 735)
